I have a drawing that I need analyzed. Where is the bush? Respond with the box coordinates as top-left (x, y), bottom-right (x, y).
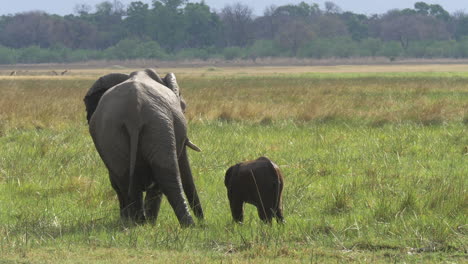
top-left (298, 39), bottom-right (332, 58)
top-left (0, 45), bottom-right (17, 64)
top-left (3, 38), bottom-right (468, 64)
top-left (408, 41), bottom-right (457, 58)
top-left (455, 37), bottom-right (468, 58)
top-left (175, 48), bottom-right (213, 60)
top-left (104, 39), bottom-right (168, 60)
top-left (378, 41), bottom-right (403, 59)
top-left (104, 38), bottom-right (139, 60)
top-left (405, 41), bottom-right (431, 58)
top-left (333, 37), bottom-right (358, 57)
top-left (17, 46), bottom-right (57, 63)
top-left (298, 37), bottom-right (358, 58)
top-left (223, 46), bottom-right (244, 60)
top-left (426, 41), bottom-right (457, 57)
top-left (359, 38), bottom-right (382, 57)
top-left (247, 40), bottom-right (281, 59)
top-left (68, 49), bottom-right (102, 62)
top-left (135, 40), bottom-right (168, 59)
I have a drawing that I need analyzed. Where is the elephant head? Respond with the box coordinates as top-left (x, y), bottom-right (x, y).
top-left (83, 73), bottom-right (129, 123)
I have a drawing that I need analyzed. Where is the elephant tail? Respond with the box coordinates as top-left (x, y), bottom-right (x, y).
top-left (126, 123), bottom-right (140, 199)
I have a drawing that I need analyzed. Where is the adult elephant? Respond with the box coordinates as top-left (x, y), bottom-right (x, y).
top-left (84, 69), bottom-right (203, 227)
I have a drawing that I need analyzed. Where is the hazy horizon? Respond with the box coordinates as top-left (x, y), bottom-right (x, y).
top-left (1, 0), bottom-right (466, 16)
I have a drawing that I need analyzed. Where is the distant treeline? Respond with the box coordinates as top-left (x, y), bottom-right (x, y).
top-left (1, 0), bottom-right (468, 63)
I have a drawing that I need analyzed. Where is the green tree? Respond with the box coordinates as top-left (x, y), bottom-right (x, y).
top-left (360, 38), bottom-right (381, 57)
top-left (273, 2), bottom-right (320, 18)
top-left (159, 0), bottom-right (187, 10)
top-left (148, 0), bottom-right (186, 51)
top-left (248, 39), bottom-right (280, 59)
top-left (453, 12), bottom-right (468, 40)
top-left (313, 14), bottom-right (348, 38)
top-left (425, 40), bottom-right (457, 58)
top-left (378, 41), bottom-right (403, 59)
top-left (379, 11), bottom-right (450, 50)
top-left (176, 48), bottom-right (212, 60)
top-left (414, 2), bottom-right (430, 15)
top-left (276, 19), bottom-right (314, 56)
top-left (183, 2), bottom-right (221, 48)
top-left (0, 45), bottom-right (16, 64)
top-left (223, 46), bottom-right (244, 60)
top-left (17, 46), bottom-right (58, 63)
top-left (341, 12), bottom-right (369, 41)
top-left (125, 1), bottom-right (150, 38)
top-left (105, 38), bottom-right (168, 59)
top-left (220, 3), bottom-right (253, 47)
top-left (415, 2), bottom-right (450, 21)
top-left (456, 37), bottom-right (468, 57)
top-left (136, 40), bottom-right (168, 59)
top-left (85, 1), bottom-right (126, 48)
top-left (298, 39), bottom-right (331, 58)
top-left (331, 37), bottom-right (358, 57)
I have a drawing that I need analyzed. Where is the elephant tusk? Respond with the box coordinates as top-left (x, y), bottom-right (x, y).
top-left (186, 140), bottom-right (201, 152)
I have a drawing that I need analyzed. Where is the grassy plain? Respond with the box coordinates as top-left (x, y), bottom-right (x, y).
top-left (0, 65), bottom-right (467, 263)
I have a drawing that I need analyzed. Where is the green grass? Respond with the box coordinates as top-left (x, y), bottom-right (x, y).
top-left (0, 69), bottom-right (467, 262)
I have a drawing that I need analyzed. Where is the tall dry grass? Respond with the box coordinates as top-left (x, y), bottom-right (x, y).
top-left (0, 78), bottom-right (85, 131)
top-left (182, 75), bottom-right (467, 125)
top-left (1, 74), bottom-right (467, 132)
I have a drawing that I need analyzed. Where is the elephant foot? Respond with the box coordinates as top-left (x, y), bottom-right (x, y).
top-left (179, 215), bottom-right (195, 228)
top-left (121, 207), bottom-right (146, 224)
top-left (193, 205), bottom-right (204, 220)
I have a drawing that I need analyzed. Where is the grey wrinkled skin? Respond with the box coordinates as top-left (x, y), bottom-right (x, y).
top-left (84, 69), bottom-right (203, 227)
top-left (225, 157), bottom-right (284, 224)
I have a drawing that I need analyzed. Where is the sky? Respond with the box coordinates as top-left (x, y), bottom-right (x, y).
top-left (1, 0), bottom-right (466, 16)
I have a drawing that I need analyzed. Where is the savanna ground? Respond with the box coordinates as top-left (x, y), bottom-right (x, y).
top-left (0, 65), bottom-right (467, 263)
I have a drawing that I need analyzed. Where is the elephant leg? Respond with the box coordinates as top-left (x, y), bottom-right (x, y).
top-left (275, 186), bottom-right (284, 223)
top-left (144, 187), bottom-right (163, 222)
top-left (141, 125), bottom-right (194, 227)
top-left (109, 172), bottom-right (127, 218)
top-left (123, 190), bottom-right (145, 223)
top-left (95, 126), bottom-right (143, 222)
top-left (257, 206), bottom-right (274, 224)
top-left (253, 191), bottom-right (273, 223)
top-left (255, 196), bottom-right (274, 224)
top-left (156, 166), bottom-right (194, 227)
top-left (178, 148), bottom-right (204, 219)
top-left (275, 207), bottom-right (285, 223)
top-left (229, 197), bottom-right (244, 223)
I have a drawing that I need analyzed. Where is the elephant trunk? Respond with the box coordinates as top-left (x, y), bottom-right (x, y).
top-left (178, 147), bottom-right (204, 219)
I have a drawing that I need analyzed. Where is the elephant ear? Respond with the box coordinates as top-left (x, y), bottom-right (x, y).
top-left (164, 72), bottom-right (186, 111)
top-left (83, 73), bottom-right (129, 123)
top-left (163, 72), bottom-right (180, 96)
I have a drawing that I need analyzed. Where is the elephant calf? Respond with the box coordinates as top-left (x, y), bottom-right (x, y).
top-left (224, 157), bottom-right (284, 223)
